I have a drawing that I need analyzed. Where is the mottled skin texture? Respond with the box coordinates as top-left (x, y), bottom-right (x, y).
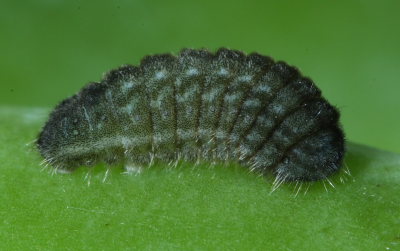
top-left (37, 48), bottom-right (345, 181)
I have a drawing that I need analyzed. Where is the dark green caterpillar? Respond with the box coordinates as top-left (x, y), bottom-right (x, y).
top-left (37, 48), bottom-right (345, 182)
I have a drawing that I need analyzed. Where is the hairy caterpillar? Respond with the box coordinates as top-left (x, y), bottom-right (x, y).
top-left (37, 48), bottom-right (345, 182)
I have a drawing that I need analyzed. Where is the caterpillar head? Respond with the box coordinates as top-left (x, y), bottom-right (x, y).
top-left (37, 82), bottom-right (108, 170)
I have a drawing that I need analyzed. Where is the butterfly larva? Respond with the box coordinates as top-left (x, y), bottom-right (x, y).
top-left (37, 48), bottom-right (345, 182)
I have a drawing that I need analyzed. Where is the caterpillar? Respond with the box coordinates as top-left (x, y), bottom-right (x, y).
top-left (37, 48), bottom-right (345, 182)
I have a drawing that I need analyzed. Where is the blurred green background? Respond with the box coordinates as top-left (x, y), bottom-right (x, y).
top-left (0, 0), bottom-right (399, 153)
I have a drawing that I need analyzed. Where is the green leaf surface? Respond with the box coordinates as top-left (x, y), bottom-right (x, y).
top-left (0, 107), bottom-right (399, 250)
